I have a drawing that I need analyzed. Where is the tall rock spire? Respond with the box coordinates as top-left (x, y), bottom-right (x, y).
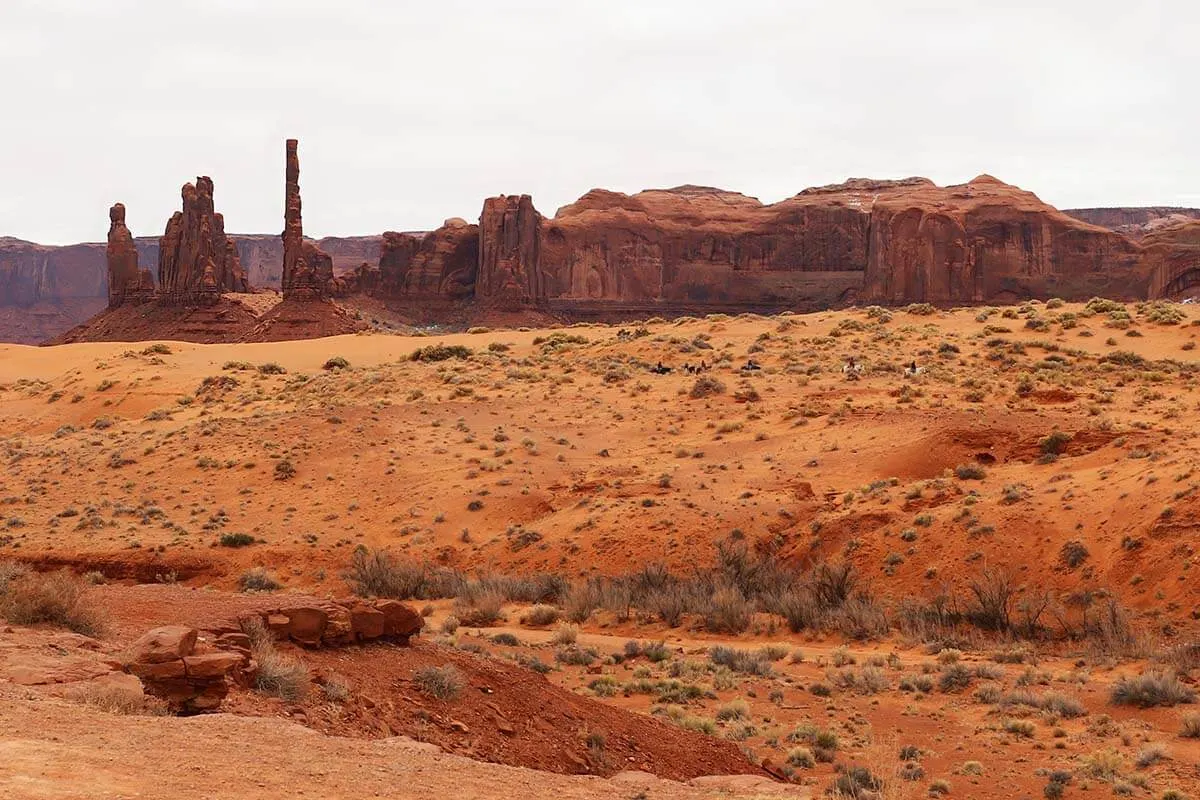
top-left (106, 203), bottom-right (141, 307)
top-left (281, 138), bottom-right (332, 299)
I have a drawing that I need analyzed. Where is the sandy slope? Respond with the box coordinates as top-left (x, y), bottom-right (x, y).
top-left (0, 302), bottom-right (1196, 631)
top-left (0, 686), bottom-right (802, 800)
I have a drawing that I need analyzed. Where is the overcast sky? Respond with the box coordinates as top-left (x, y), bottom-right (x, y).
top-left (1, 0), bottom-right (1195, 244)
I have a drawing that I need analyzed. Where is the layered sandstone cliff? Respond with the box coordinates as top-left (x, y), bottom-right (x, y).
top-left (1065, 207), bottom-right (1200, 239)
top-left (362, 175), bottom-right (1160, 313)
top-left (368, 220), bottom-right (478, 305)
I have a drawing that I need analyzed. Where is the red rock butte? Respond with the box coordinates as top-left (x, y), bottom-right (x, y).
top-left (9, 142), bottom-right (1200, 344)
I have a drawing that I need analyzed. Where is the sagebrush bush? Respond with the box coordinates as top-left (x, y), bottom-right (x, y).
top-left (410, 344), bottom-right (472, 362)
top-left (238, 567), bottom-right (281, 592)
top-left (0, 567), bottom-right (105, 636)
top-left (689, 375), bottom-right (726, 399)
top-left (413, 664), bottom-right (464, 700)
top-left (1111, 672), bottom-right (1196, 708)
top-left (522, 604), bottom-right (560, 626)
top-left (254, 647), bottom-right (310, 702)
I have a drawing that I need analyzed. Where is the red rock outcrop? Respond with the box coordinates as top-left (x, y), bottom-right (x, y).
top-left (157, 177), bottom-right (247, 305)
top-left (236, 598), bottom-right (423, 648)
top-left (537, 184), bottom-right (869, 312)
top-left (372, 219), bottom-right (479, 305)
top-left (1065, 207), bottom-right (1200, 239)
top-left (859, 176), bottom-right (1146, 303)
top-left (1143, 220), bottom-right (1200, 299)
top-left (282, 139), bottom-right (334, 299)
top-left (106, 204), bottom-right (139, 306)
top-left (478, 195), bottom-right (542, 308)
top-left (123, 625), bottom-right (245, 714)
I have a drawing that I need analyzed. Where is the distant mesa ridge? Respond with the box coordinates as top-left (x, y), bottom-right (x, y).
top-left (3, 141), bottom-right (1200, 344)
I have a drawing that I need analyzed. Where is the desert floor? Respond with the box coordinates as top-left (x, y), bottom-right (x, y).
top-left (1, 300), bottom-right (1198, 799)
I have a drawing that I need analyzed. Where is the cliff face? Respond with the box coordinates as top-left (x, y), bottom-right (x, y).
top-left (1065, 207), bottom-right (1200, 238)
top-left (860, 176), bottom-right (1146, 303)
top-left (372, 220), bottom-right (478, 304)
top-left (361, 176), bottom-right (1155, 313)
top-left (9, 170), bottom-right (1200, 345)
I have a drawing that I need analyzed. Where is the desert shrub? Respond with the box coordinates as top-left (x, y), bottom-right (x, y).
top-left (413, 664), bottom-right (464, 700)
top-left (0, 568), bottom-right (105, 636)
top-left (0, 561), bottom-right (30, 594)
top-left (939, 664), bottom-right (974, 693)
top-left (410, 344), bottom-right (472, 362)
top-left (257, 362), bottom-right (287, 375)
top-left (555, 646), bottom-right (598, 667)
top-left (1135, 743), bottom-right (1168, 769)
top-left (452, 590), bottom-right (505, 627)
top-left (715, 698), bottom-right (749, 721)
top-left (522, 604), bottom-right (560, 626)
top-left (772, 586), bottom-right (821, 632)
top-left (343, 548), bottom-right (459, 600)
top-left (273, 459), bottom-right (296, 480)
top-left (642, 641), bottom-right (671, 662)
top-left (254, 646), bottom-right (310, 701)
top-left (689, 375), bottom-right (726, 399)
top-left (321, 356), bottom-right (349, 370)
top-left (563, 579), bottom-right (603, 623)
top-left (968, 567), bottom-right (1014, 632)
top-left (1041, 431), bottom-right (1073, 455)
top-left (238, 567), bottom-right (281, 592)
top-left (552, 623), bottom-right (578, 645)
top-left (219, 532), bottom-right (256, 548)
top-left (831, 764), bottom-right (884, 798)
top-left (709, 645), bottom-right (773, 676)
top-left (1040, 692), bottom-right (1087, 719)
top-left (1111, 672), bottom-right (1196, 708)
top-left (787, 746), bottom-right (815, 769)
top-left (1182, 712), bottom-right (1200, 738)
top-left (703, 586), bottom-right (754, 634)
top-left (955, 462), bottom-right (987, 480)
top-left (1081, 747), bottom-right (1125, 780)
top-left (320, 674), bottom-right (351, 703)
top-left (1060, 540), bottom-right (1089, 569)
top-left (833, 595), bottom-right (890, 640)
top-left (68, 681), bottom-right (163, 715)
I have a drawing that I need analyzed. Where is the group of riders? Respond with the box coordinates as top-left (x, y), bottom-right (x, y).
top-left (649, 355), bottom-right (922, 376)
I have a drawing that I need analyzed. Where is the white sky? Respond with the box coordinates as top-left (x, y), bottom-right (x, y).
top-left (1, 0), bottom-right (1196, 244)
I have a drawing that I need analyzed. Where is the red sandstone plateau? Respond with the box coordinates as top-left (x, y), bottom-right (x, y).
top-left (3, 142), bottom-right (1200, 344)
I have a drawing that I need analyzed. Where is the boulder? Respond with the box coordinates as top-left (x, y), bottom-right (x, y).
top-left (375, 600), bottom-right (423, 639)
top-left (125, 626), bottom-right (197, 664)
top-left (283, 607), bottom-right (329, 646)
top-left (183, 652), bottom-right (244, 679)
top-left (349, 604), bottom-right (386, 641)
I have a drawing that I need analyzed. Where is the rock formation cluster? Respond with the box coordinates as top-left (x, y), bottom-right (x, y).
top-left (157, 176), bottom-right (247, 304)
